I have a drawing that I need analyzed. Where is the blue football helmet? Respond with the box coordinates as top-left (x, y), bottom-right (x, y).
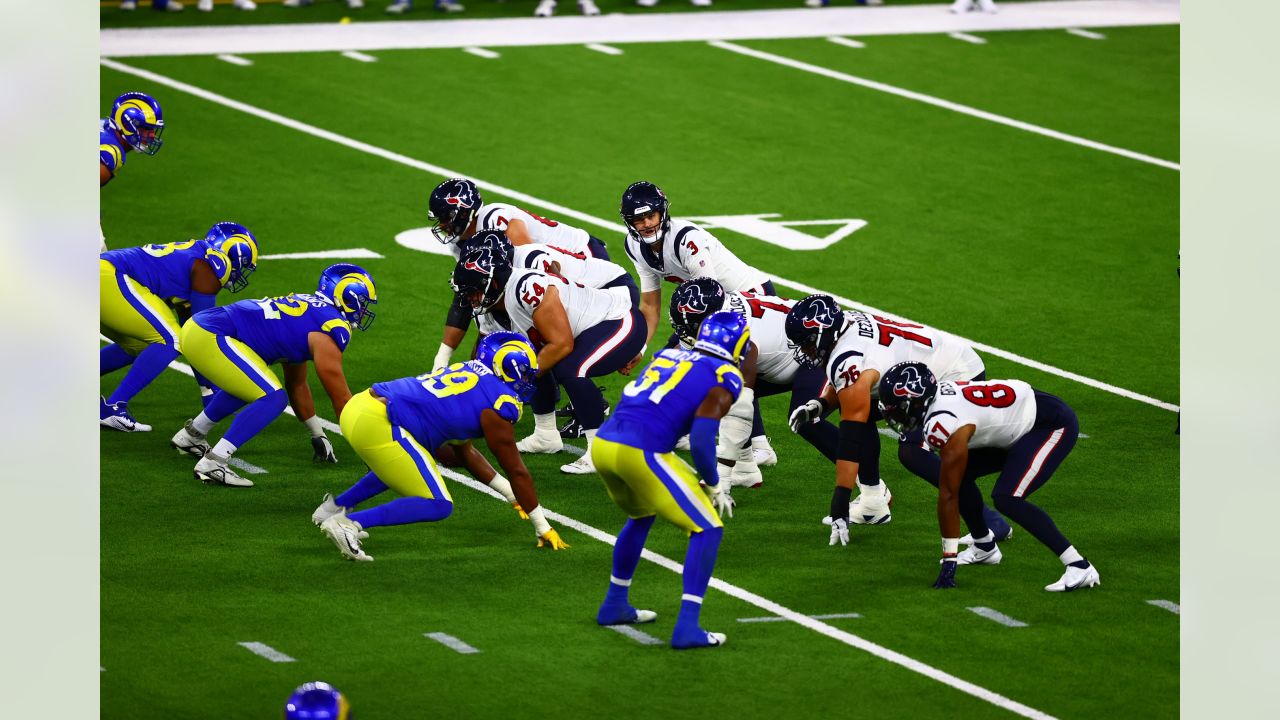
top-left (694, 310), bottom-right (751, 366)
top-left (428, 178), bottom-right (482, 245)
top-left (784, 294), bottom-right (846, 369)
top-left (620, 181), bottom-right (670, 242)
top-left (451, 242), bottom-right (512, 315)
top-left (203, 221), bottom-right (258, 293)
top-left (284, 681), bottom-right (351, 720)
top-left (877, 361), bottom-right (938, 434)
top-left (318, 264), bottom-right (378, 331)
top-left (109, 91), bottom-right (165, 156)
top-left (670, 277), bottom-right (727, 345)
top-left (477, 331), bottom-right (539, 403)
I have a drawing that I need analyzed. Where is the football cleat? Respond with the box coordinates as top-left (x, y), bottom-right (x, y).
top-left (956, 544), bottom-right (1002, 566)
top-left (560, 452), bottom-right (596, 475)
top-left (675, 435), bottom-right (691, 451)
top-left (534, 0), bottom-right (555, 15)
top-left (193, 454), bottom-right (254, 488)
top-left (961, 525), bottom-right (1013, 545)
top-left (100, 397), bottom-right (152, 432)
top-left (751, 438), bottom-right (778, 467)
top-left (579, 0), bottom-right (600, 13)
top-left (321, 513), bottom-right (373, 562)
top-left (690, 0), bottom-right (711, 6)
top-left (517, 428), bottom-right (564, 454)
top-left (596, 604), bottom-right (657, 626)
top-left (313, 497), bottom-right (369, 537)
top-left (1045, 562), bottom-right (1100, 592)
top-left (848, 481), bottom-right (892, 525)
top-left (671, 628), bottom-right (726, 650)
top-left (169, 420), bottom-right (209, 457)
top-left (560, 404), bottom-right (609, 439)
top-left (729, 460), bottom-right (763, 488)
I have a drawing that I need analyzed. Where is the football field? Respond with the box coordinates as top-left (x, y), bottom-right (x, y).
top-left (100, 16), bottom-right (1179, 719)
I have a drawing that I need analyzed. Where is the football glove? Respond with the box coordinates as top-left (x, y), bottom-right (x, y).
top-left (933, 559), bottom-right (958, 589)
top-left (537, 528), bottom-right (570, 550)
top-left (705, 482), bottom-right (735, 519)
top-left (828, 517), bottom-right (849, 546)
top-left (512, 502), bottom-right (530, 520)
top-left (312, 435), bottom-right (338, 463)
top-left (789, 399), bottom-right (824, 433)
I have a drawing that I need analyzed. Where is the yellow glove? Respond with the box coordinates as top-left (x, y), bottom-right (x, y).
top-left (537, 528), bottom-right (570, 550)
top-left (512, 502), bottom-right (529, 520)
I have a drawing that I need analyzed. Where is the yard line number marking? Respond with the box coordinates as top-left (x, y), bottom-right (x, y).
top-left (738, 612), bottom-right (863, 623)
top-left (216, 54), bottom-right (253, 66)
top-left (464, 47), bottom-right (500, 59)
top-left (948, 32), bottom-right (988, 44)
top-left (1146, 599), bottom-right (1180, 615)
top-left (425, 632), bottom-right (481, 654)
top-left (585, 43), bottom-right (624, 55)
top-left (1066, 28), bottom-right (1106, 40)
top-left (968, 607), bottom-right (1029, 628)
top-left (826, 36), bottom-right (865, 49)
top-left (341, 50), bottom-right (378, 62)
top-left (238, 642), bottom-right (296, 662)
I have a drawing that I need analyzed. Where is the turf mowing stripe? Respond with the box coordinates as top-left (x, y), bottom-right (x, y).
top-left (1066, 28), bottom-right (1106, 40)
top-left (216, 54), bottom-right (253, 66)
top-left (237, 641), bottom-right (296, 662)
top-left (826, 36), bottom-right (865, 49)
top-left (606, 624), bottom-right (664, 645)
top-left (948, 32), bottom-right (988, 45)
top-left (707, 40), bottom-right (1180, 172)
top-left (1146, 599), bottom-right (1180, 615)
top-left (97, 60), bottom-right (1179, 414)
top-left (228, 457), bottom-right (268, 475)
top-left (340, 50), bottom-right (378, 62)
top-left (260, 248), bottom-right (385, 260)
top-left (464, 47), bottom-right (500, 59)
top-left (968, 607), bottom-right (1029, 628)
top-left (738, 612), bottom-right (862, 623)
top-left (424, 632), bottom-right (481, 654)
top-left (585, 43), bottom-right (624, 55)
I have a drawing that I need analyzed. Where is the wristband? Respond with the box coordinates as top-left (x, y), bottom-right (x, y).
top-left (527, 506), bottom-right (552, 536)
top-left (433, 342), bottom-right (454, 370)
top-left (303, 415), bottom-right (326, 438)
top-left (942, 537), bottom-right (959, 556)
top-left (487, 474), bottom-right (517, 504)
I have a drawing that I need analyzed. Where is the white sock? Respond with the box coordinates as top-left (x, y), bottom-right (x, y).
top-left (192, 412), bottom-right (216, 435)
top-left (1059, 546), bottom-right (1084, 566)
top-left (211, 438), bottom-right (238, 460)
top-left (533, 413), bottom-right (556, 434)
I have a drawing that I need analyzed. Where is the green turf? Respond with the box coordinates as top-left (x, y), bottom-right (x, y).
top-left (101, 24), bottom-right (1178, 719)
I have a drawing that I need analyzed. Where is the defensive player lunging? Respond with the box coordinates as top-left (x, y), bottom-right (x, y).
top-left (591, 311), bottom-right (744, 650)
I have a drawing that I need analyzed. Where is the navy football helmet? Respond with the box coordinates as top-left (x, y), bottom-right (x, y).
top-left (452, 242), bottom-right (512, 315)
top-left (877, 361), bottom-right (938, 434)
top-left (694, 310), bottom-right (751, 366)
top-left (284, 681), bottom-right (350, 719)
top-left (783, 294), bottom-right (846, 369)
top-left (318, 263), bottom-right (378, 331)
top-left (109, 91), bottom-right (165, 156)
top-left (669, 277), bottom-right (727, 345)
top-left (428, 178), bottom-right (482, 245)
top-left (476, 331), bottom-right (539, 403)
top-left (620, 181), bottom-right (670, 242)
top-left (463, 228), bottom-right (514, 264)
top-left (203, 221), bottom-right (258, 293)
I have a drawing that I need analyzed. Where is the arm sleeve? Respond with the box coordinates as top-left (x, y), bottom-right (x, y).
top-left (445, 294), bottom-right (474, 331)
top-left (689, 416), bottom-right (722, 486)
top-left (188, 291), bottom-right (216, 314)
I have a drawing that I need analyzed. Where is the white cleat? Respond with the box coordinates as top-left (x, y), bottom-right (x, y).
top-left (282, 0), bottom-right (311, 6)
top-left (347, 0), bottom-right (364, 7)
top-left (120, 0), bottom-right (137, 9)
top-left (534, 0), bottom-right (556, 15)
top-left (198, 0), bottom-right (213, 10)
top-left (312, 493), bottom-right (343, 526)
top-left (729, 460), bottom-right (763, 488)
top-left (193, 454), bottom-right (254, 488)
top-left (165, 0), bottom-right (185, 10)
top-left (848, 481), bottom-right (892, 525)
top-left (578, 0), bottom-right (600, 14)
top-left (690, 0), bottom-right (711, 6)
top-left (517, 429), bottom-right (564, 454)
top-left (675, 435), bottom-right (691, 451)
top-left (636, 0), bottom-right (659, 6)
top-left (976, 0), bottom-right (997, 12)
top-left (235, 0), bottom-right (258, 9)
top-left (561, 453), bottom-right (596, 475)
top-left (1045, 563), bottom-right (1100, 592)
top-left (961, 527), bottom-right (1013, 545)
top-left (633, 609), bottom-right (657, 623)
top-left (751, 440), bottom-right (778, 467)
top-left (321, 513), bottom-right (373, 562)
top-left (169, 420), bottom-right (210, 458)
top-left (957, 544), bottom-right (1003, 566)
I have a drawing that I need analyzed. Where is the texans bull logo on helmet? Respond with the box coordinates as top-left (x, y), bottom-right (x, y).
top-left (462, 245), bottom-right (497, 274)
top-left (444, 181), bottom-right (476, 209)
top-left (891, 364), bottom-right (929, 398)
top-left (800, 302), bottom-right (834, 330)
top-left (677, 284), bottom-right (711, 315)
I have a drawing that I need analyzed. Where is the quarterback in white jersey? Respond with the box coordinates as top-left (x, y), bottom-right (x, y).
top-left (878, 364), bottom-right (1099, 592)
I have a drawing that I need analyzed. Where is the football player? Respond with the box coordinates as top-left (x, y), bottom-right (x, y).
top-left (784, 294), bottom-right (1009, 545)
top-left (591, 311), bottom-right (744, 649)
top-left (168, 264), bottom-right (377, 487)
top-left (877, 362), bottom-right (1099, 592)
top-left (99, 222), bottom-right (258, 432)
top-left (100, 92), bottom-right (165, 251)
top-left (311, 332), bottom-right (568, 561)
top-left (427, 178), bottom-right (613, 370)
top-left (284, 681), bottom-right (350, 720)
top-left (451, 236), bottom-right (645, 475)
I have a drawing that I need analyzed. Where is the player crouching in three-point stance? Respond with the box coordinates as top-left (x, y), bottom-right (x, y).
top-left (312, 332), bottom-right (567, 561)
top-left (591, 311), bottom-right (745, 649)
top-left (169, 264), bottom-right (376, 487)
top-left (877, 362), bottom-right (1099, 591)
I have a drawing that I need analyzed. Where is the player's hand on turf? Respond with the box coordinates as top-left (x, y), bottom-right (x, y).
top-left (789, 399), bottom-right (824, 433)
top-left (706, 482), bottom-right (735, 519)
top-left (829, 517), bottom-right (849, 546)
top-left (512, 502), bottom-right (530, 520)
top-left (312, 435), bottom-right (338, 463)
top-left (933, 559), bottom-right (958, 589)
top-left (537, 528), bottom-right (570, 550)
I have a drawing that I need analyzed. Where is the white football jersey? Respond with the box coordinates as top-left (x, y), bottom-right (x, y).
top-left (723, 292), bottom-right (800, 384)
top-left (478, 202), bottom-right (591, 257)
top-left (825, 311), bottom-right (984, 394)
top-left (922, 379), bottom-right (1037, 451)
top-left (513, 244), bottom-right (628, 291)
top-left (624, 219), bottom-right (769, 294)
top-left (503, 268), bottom-right (631, 343)
top-left (476, 309), bottom-right (510, 336)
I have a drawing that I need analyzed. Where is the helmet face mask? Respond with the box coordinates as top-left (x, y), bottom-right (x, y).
top-left (877, 361), bottom-right (938, 435)
top-left (620, 181), bottom-right (670, 243)
top-left (318, 263), bottom-right (378, 331)
top-left (784, 295), bottom-right (844, 370)
top-left (110, 92), bottom-right (165, 156)
top-left (204, 221), bottom-right (258, 293)
top-left (669, 277), bottom-right (726, 345)
top-left (693, 310), bottom-right (751, 366)
top-left (428, 178), bottom-right (481, 245)
top-left (451, 243), bottom-right (511, 316)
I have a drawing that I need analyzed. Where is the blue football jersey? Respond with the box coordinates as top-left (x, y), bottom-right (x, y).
top-left (101, 239), bottom-right (213, 302)
top-left (373, 361), bottom-right (523, 452)
top-left (193, 293), bottom-right (352, 364)
top-left (598, 348), bottom-right (743, 453)
top-left (100, 118), bottom-right (125, 178)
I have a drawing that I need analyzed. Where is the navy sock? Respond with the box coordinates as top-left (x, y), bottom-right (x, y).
top-left (675, 527), bottom-right (723, 633)
top-left (336, 471), bottom-right (389, 509)
top-left (203, 390), bottom-right (247, 424)
top-left (100, 344), bottom-right (135, 375)
top-left (350, 496), bottom-right (453, 528)
top-left (106, 343), bottom-right (178, 406)
top-left (1069, 559), bottom-right (1091, 569)
top-left (222, 389), bottom-right (287, 448)
top-left (994, 494), bottom-right (1072, 556)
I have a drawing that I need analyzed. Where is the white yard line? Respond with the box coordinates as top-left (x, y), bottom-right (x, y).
top-left (424, 632), bottom-right (481, 654)
top-left (606, 624), bottom-right (664, 645)
top-left (340, 50), bottom-right (378, 62)
top-left (585, 43), bottom-right (624, 55)
top-left (826, 36), bottom-right (865, 49)
top-left (738, 612), bottom-right (862, 623)
top-left (708, 40), bottom-right (1179, 172)
top-left (237, 641), bottom-right (296, 662)
top-left (97, 59), bottom-right (1179, 414)
top-left (216, 54), bottom-right (253, 66)
top-left (463, 47), bottom-right (500, 59)
top-left (968, 607), bottom-right (1029, 628)
top-left (259, 248), bottom-right (385, 260)
top-left (1066, 28), bottom-right (1106, 40)
top-left (1146, 599), bottom-right (1180, 615)
top-left (948, 32), bottom-right (988, 44)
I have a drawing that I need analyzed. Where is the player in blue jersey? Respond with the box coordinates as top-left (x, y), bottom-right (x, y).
top-left (284, 681), bottom-right (350, 720)
top-left (100, 92), bottom-right (165, 251)
top-left (99, 222), bottom-right (258, 432)
top-left (167, 264), bottom-right (376, 487)
top-left (311, 332), bottom-right (569, 561)
top-left (591, 311), bottom-right (746, 650)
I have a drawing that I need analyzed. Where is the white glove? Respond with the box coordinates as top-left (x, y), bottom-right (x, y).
top-left (828, 517), bottom-right (849, 546)
top-left (432, 342), bottom-right (454, 372)
top-left (706, 482), bottom-right (735, 519)
top-left (789, 399), bottom-right (824, 433)
top-left (311, 435), bottom-right (338, 463)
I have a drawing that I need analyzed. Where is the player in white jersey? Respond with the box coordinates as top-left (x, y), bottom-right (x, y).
top-left (427, 178), bottom-right (614, 370)
top-left (784, 294), bottom-right (1009, 546)
top-left (451, 237), bottom-right (645, 476)
top-left (877, 362), bottom-right (1099, 592)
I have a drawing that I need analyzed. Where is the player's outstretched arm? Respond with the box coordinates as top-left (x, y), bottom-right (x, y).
top-left (437, 295), bottom-right (473, 370)
top-left (283, 360), bottom-right (336, 463)
top-left (447, 438), bottom-right (528, 519)
top-left (694, 386), bottom-right (737, 519)
top-left (309, 332), bottom-right (353, 419)
top-left (638, 289), bottom-right (661, 344)
top-left (934, 424), bottom-right (975, 588)
top-left (531, 286), bottom-right (574, 376)
top-left (480, 409), bottom-right (568, 549)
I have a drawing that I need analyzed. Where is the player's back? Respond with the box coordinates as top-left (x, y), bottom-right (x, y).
top-left (725, 292), bottom-right (798, 383)
top-left (200, 292), bottom-right (351, 364)
top-left (101, 240), bottom-right (208, 301)
top-left (373, 361), bottom-right (522, 450)
top-left (600, 348), bottom-right (743, 453)
top-left (478, 202), bottom-right (590, 256)
top-left (514, 244), bottom-right (626, 289)
top-left (924, 379), bottom-right (1037, 451)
